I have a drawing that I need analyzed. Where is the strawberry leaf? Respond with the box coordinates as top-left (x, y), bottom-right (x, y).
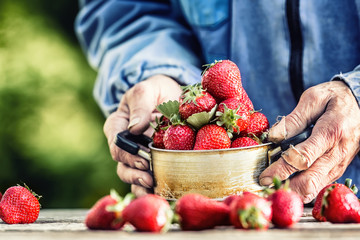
top-left (156, 100), bottom-right (179, 119)
top-left (186, 104), bottom-right (217, 129)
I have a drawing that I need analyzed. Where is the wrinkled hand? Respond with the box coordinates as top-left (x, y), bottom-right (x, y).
top-left (103, 75), bottom-right (182, 197)
top-left (259, 81), bottom-right (360, 203)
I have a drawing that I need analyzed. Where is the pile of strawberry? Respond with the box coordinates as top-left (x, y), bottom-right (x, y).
top-left (151, 60), bottom-right (269, 150)
top-left (0, 184), bottom-right (41, 224)
top-left (85, 179), bottom-right (304, 232)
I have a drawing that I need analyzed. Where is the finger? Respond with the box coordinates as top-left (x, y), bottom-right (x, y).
top-left (268, 85), bottom-right (328, 143)
top-left (260, 121), bottom-right (337, 183)
top-left (281, 119), bottom-right (337, 170)
top-left (109, 138), bottom-right (150, 169)
top-left (116, 162), bottom-right (154, 188)
top-left (288, 147), bottom-right (347, 203)
top-left (104, 110), bottom-right (129, 147)
top-left (259, 158), bottom-right (298, 186)
top-left (104, 110), bottom-right (150, 170)
top-left (131, 184), bottom-right (153, 198)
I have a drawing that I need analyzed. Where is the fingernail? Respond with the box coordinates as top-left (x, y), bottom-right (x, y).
top-left (259, 177), bottom-right (273, 186)
top-left (138, 178), bottom-right (152, 188)
top-left (303, 194), bottom-right (315, 204)
top-left (128, 117), bottom-right (141, 129)
top-left (134, 161), bottom-right (147, 170)
top-left (268, 116), bottom-right (287, 142)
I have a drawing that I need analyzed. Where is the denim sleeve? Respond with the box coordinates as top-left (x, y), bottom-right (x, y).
top-left (331, 65), bottom-right (360, 108)
top-left (75, 0), bottom-right (202, 116)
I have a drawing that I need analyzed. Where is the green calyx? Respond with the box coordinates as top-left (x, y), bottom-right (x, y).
top-left (106, 190), bottom-right (135, 213)
top-left (345, 178), bottom-right (358, 194)
top-left (19, 183), bottom-right (42, 206)
top-left (150, 115), bottom-right (169, 131)
top-left (186, 104), bottom-right (217, 130)
top-left (215, 104), bottom-right (241, 139)
top-left (201, 59), bottom-right (222, 76)
top-left (321, 185), bottom-right (335, 216)
top-left (156, 100), bottom-right (186, 126)
top-left (238, 206), bottom-right (267, 229)
top-left (160, 207), bottom-right (175, 233)
top-left (180, 83), bottom-right (204, 106)
top-left (157, 100), bottom-right (180, 119)
top-left (261, 177), bottom-right (290, 197)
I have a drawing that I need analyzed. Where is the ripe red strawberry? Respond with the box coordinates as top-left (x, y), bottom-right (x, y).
top-left (0, 192), bottom-right (2, 201)
top-left (223, 195), bottom-right (242, 226)
top-left (224, 195), bottom-right (241, 206)
top-left (85, 190), bottom-right (133, 230)
top-left (235, 87), bottom-right (254, 111)
top-left (322, 182), bottom-right (360, 223)
top-left (179, 84), bottom-right (217, 120)
top-left (175, 193), bottom-right (230, 230)
top-left (193, 124), bottom-right (231, 150)
top-left (241, 112), bottom-right (269, 138)
top-left (216, 98), bottom-right (251, 137)
top-left (231, 137), bottom-right (259, 148)
top-left (151, 116), bottom-right (169, 149)
top-left (312, 179), bottom-right (358, 222)
top-left (122, 194), bottom-right (173, 232)
top-left (229, 192), bottom-right (272, 230)
top-left (0, 185), bottom-right (41, 224)
top-left (312, 183), bottom-right (334, 222)
top-left (267, 179), bottom-right (303, 228)
top-left (163, 124), bottom-right (195, 150)
top-left (201, 60), bottom-right (242, 101)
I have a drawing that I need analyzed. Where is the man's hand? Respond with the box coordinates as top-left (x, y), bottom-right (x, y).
top-left (103, 75), bottom-right (182, 197)
top-left (259, 81), bottom-right (360, 203)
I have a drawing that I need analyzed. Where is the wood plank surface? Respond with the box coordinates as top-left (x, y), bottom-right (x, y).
top-left (1, 208), bottom-right (360, 240)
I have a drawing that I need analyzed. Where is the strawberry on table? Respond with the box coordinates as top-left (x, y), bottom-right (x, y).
top-left (231, 137), bottom-right (259, 148)
top-left (312, 178), bottom-right (358, 222)
top-left (312, 183), bottom-right (334, 222)
top-left (201, 59), bottom-right (242, 101)
top-left (0, 185), bottom-right (41, 224)
top-left (223, 195), bottom-right (241, 207)
top-left (193, 124), bottom-right (231, 150)
top-left (175, 193), bottom-right (230, 230)
top-left (266, 178), bottom-right (303, 228)
top-left (321, 180), bottom-right (360, 223)
top-left (122, 194), bottom-right (173, 233)
top-left (229, 192), bottom-right (272, 230)
top-left (85, 190), bottom-right (134, 230)
top-left (179, 83), bottom-right (217, 120)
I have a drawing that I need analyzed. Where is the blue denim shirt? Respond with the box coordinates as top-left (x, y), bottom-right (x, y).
top-left (75, 0), bottom-right (360, 187)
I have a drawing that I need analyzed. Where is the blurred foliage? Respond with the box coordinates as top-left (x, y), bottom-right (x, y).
top-left (0, 0), bottom-right (130, 208)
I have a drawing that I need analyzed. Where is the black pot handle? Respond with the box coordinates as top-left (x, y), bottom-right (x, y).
top-left (115, 130), bottom-right (153, 162)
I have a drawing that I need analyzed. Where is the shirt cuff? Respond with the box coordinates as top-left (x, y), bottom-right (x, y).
top-left (331, 65), bottom-right (360, 108)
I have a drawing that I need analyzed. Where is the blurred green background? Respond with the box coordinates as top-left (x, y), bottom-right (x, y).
top-left (0, 0), bottom-right (130, 208)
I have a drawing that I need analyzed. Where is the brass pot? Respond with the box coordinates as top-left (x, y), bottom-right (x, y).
top-left (116, 131), bottom-right (271, 200)
top-left (149, 143), bottom-right (271, 200)
top-left (116, 127), bottom-right (312, 200)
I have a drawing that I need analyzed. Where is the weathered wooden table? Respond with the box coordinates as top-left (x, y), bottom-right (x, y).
top-left (1, 208), bottom-right (360, 240)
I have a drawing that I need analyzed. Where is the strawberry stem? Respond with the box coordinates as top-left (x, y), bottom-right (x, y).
top-left (345, 178), bottom-right (352, 188)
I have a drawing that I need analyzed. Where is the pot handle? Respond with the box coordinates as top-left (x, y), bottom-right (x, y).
top-left (268, 125), bottom-right (313, 163)
top-left (115, 130), bottom-right (152, 163)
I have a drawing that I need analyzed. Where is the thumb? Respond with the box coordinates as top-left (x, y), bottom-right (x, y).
top-left (126, 90), bottom-right (156, 135)
top-left (268, 86), bottom-right (327, 143)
